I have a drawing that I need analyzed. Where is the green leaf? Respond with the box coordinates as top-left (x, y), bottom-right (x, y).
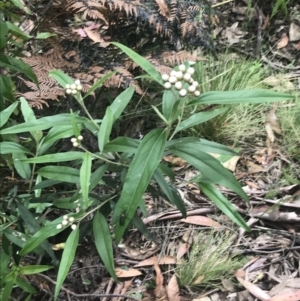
top-left (112, 128), bottom-right (168, 242)
top-left (2, 276), bottom-right (16, 301)
top-left (35, 32), bottom-right (56, 39)
top-left (111, 42), bottom-right (163, 85)
top-left (0, 101), bottom-right (18, 128)
top-left (80, 152), bottom-right (92, 207)
top-left (98, 106), bottom-right (113, 152)
top-left (151, 105), bottom-right (169, 125)
top-left (198, 182), bottom-right (250, 230)
top-left (13, 152), bottom-right (31, 180)
top-left (10, 0), bottom-right (25, 10)
top-left (189, 89), bottom-right (294, 105)
top-left (162, 89), bottom-right (179, 122)
top-left (169, 144), bottom-right (248, 201)
top-left (0, 18), bottom-right (8, 48)
top-left (0, 114), bottom-right (87, 134)
top-left (21, 152), bottom-right (84, 163)
top-left (110, 86), bottom-right (134, 121)
top-left (19, 265), bottom-right (53, 275)
top-left (153, 169), bottom-right (186, 217)
top-left (0, 54), bottom-right (38, 85)
top-left (20, 97), bottom-right (43, 142)
top-left (166, 138), bottom-right (237, 155)
top-left (90, 164), bottom-right (108, 191)
top-left (48, 69), bottom-right (73, 88)
top-left (83, 71), bottom-right (116, 99)
top-left (54, 227), bottom-right (79, 301)
top-left (132, 214), bottom-right (155, 242)
top-left (17, 202), bottom-right (56, 261)
top-left (104, 137), bottom-right (140, 153)
top-left (37, 166), bottom-right (80, 183)
top-left (174, 108), bottom-right (227, 134)
top-left (0, 75), bottom-right (16, 103)
top-left (19, 220), bottom-right (64, 256)
top-left (93, 211), bottom-right (117, 281)
top-left (39, 124), bottom-right (82, 155)
top-left (0, 142), bottom-right (32, 154)
top-left (15, 276), bottom-right (36, 294)
top-left (6, 22), bottom-right (31, 40)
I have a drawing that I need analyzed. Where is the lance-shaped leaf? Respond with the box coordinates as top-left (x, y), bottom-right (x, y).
top-left (80, 152), bottom-right (92, 207)
top-left (188, 89), bottom-right (294, 106)
top-left (0, 142), bottom-right (32, 155)
top-left (111, 42), bottom-right (163, 85)
top-left (0, 101), bottom-right (18, 128)
top-left (37, 166), bottom-right (80, 183)
top-left (198, 182), bottom-right (250, 230)
top-left (174, 108), bottom-right (227, 134)
top-left (98, 106), bottom-right (113, 152)
top-left (169, 143), bottom-right (248, 201)
top-left (21, 152), bottom-right (84, 163)
top-left (112, 129), bottom-right (168, 242)
top-left (104, 137), bottom-right (140, 153)
top-left (54, 227), bottom-right (79, 301)
top-left (93, 211), bottom-right (117, 281)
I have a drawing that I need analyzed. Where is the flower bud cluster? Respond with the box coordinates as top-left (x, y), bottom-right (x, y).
top-left (56, 215), bottom-right (77, 230)
top-left (162, 65), bottom-right (200, 97)
top-left (65, 79), bottom-right (83, 95)
top-left (70, 135), bottom-right (83, 147)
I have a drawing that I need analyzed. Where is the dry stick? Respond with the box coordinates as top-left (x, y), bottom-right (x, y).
top-left (37, 273), bottom-right (140, 301)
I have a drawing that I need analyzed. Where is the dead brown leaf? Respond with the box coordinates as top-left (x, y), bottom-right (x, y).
top-left (276, 34), bottom-right (289, 49)
top-left (163, 155), bottom-right (187, 167)
top-left (115, 268), bottom-right (142, 278)
top-left (167, 274), bottom-right (180, 301)
top-left (153, 257), bottom-right (166, 299)
top-left (270, 289), bottom-right (300, 301)
top-left (244, 160), bottom-right (266, 173)
top-left (176, 230), bottom-right (193, 259)
top-left (134, 256), bottom-right (180, 267)
top-left (83, 27), bottom-right (110, 47)
top-left (180, 216), bottom-right (222, 228)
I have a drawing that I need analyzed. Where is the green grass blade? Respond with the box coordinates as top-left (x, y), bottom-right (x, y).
top-left (93, 211), bottom-right (117, 281)
top-left (112, 128), bottom-right (168, 242)
top-left (54, 227), bottom-right (79, 301)
top-left (198, 182), bottom-right (250, 230)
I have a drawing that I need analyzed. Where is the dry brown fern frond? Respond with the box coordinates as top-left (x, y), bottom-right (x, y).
top-left (160, 50), bottom-right (204, 65)
top-left (67, 0), bottom-right (108, 22)
top-left (105, 0), bottom-right (144, 17)
top-left (154, 0), bottom-right (171, 21)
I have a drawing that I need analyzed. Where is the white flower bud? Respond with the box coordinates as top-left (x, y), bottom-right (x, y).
top-left (164, 82), bottom-right (172, 89)
top-left (70, 83), bottom-right (76, 90)
top-left (77, 135), bottom-right (83, 141)
top-left (162, 74), bottom-right (169, 81)
top-left (170, 70), bottom-right (177, 77)
top-left (76, 84), bottom-right (82, 91)
top-left (74, 79), bottom-right (81, 85)
top-left (183, 73), bottom-right (191, 82)
top-left (192, 81), bottom-right (199, 87)
top-left (178, 64), bottom-right (186, 72)
top-left (188, 85), bottom-right (196, 93)
top-left (56, 224), bottom-right (62, 229)
top-left (168, 76), bottom-right (177, 84)
top-left (194, 90), bottom-right (201, 96)
top-left (179, 89), bottom-right (187, 97)
top-left (66, 89), bottom-right (72, 94)
top-left (73, 142), bottom-right (79, 147)
top-left (71, 137), bottom-right (77, 143)
top-left (71, 224), bottom-right (77, 230)
top-left (69, 217), bottom-right (75, 222)
top-left (186, 67), bottom-right (195, 75)
top-left (174, 81), bottom-right (182, 90)
top-left (176, 71), bottom-right (183, 80)
top-left (71, 89), bottom-right (77, 95)
top-left (63, 215), bottom-right (68, 220)
top-left (65, 84), bottom-right (71, 89)
top-left (62, 220), bottom-right (68, 226)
